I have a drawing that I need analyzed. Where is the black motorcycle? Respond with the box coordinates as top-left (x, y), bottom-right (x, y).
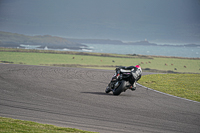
top-left (105, 67), bottom-right (136, 95)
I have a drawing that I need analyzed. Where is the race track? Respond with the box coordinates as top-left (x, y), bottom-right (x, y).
top-left (0, 64), bottom-right (200, 133)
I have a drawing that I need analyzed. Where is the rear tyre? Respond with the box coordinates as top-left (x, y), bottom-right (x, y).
top-left (113, 81), bottom-right (126, 96)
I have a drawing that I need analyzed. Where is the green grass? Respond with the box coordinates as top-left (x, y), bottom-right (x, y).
top-left (0, 49), bottom-right (200, 73)
top-left (0, 117), bottom-right (97, 133)
top-left (138, 74), bottom-right (200, 102)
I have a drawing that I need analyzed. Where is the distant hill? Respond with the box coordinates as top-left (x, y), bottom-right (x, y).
top-left (68, 38), bottom-right (200, 47)
top-left (67, 38), bottom-right (124, 44)
top-left (67, 38), bottom-right (157, 45)
top-left (1, 31), bottom-right (199, 50)
top-left (126, 40), bottom-right (157, 46)
top-left (0, 31), bottom-right (86, 50)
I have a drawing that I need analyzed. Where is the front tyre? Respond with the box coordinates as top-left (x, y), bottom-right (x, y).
top-left (113, 80), bottom-right (126, 96)
top-left (105, 86), bottom-right (111, 93)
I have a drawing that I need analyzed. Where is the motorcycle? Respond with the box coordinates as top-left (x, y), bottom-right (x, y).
top-left (105, 67), bottom-right (136, 95)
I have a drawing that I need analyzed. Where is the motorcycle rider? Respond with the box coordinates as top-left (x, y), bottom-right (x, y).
top-left (106, 65), bottom-right (142, 92)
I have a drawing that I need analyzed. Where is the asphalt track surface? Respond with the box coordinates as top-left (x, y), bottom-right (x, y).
top-left (0, 64), bottom-right (200, 133)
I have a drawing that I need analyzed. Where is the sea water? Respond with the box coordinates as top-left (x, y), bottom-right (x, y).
top-left (84, 44), bottom-right (200, 58)
top-left (18, 44), bottom-right (200, 58)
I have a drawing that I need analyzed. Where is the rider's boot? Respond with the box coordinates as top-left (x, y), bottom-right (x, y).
top-left (130, 82), bottom-right (136, 91)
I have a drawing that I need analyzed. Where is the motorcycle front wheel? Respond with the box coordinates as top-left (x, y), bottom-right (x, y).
top-left (113, 80), bottom-right (126, 96)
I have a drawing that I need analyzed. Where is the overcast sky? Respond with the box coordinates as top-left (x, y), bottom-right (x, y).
top-left (0, 0), bottom-right (200, 43)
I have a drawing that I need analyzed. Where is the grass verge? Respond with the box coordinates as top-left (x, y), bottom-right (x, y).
top-left (0, 117), bottom-right (97, 133)
top-left (0, 48), bottom-right (200, 73)
top-left (138, 74), bottom-right (200, 102)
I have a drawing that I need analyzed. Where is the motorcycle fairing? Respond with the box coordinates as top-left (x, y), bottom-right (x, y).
top-left (120, 68), bottom-right (134, 73)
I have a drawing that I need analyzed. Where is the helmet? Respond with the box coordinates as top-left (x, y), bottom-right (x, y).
top-left (135, 65), bottom-right (141, 69)
top-left (135, 65), bottom-right (142, 72)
